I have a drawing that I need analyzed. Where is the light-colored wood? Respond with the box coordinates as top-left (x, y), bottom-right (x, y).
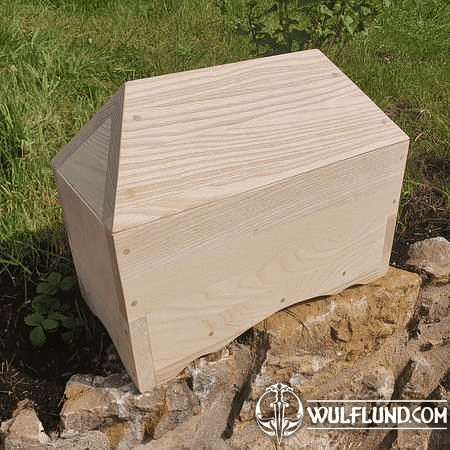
top-left (114, 141), bottom-right (408, 385)
top-left (129, 317), bottom-right (156, 391)
top-left (53, 172), bottom-right (154, 389)
top-left (52, 49), bottom-right (410, 392)
top-left (382, 213), bottom-right (398, 268)
top-left (113, 49), bottom-right (407, 233)
top-left (52, 87), bottom-right (124, 225)
top-left (115, 141), bottom-right (407, 321)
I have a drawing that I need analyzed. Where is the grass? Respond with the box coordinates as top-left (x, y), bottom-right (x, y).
top-left (0, 0), bottom-right (449, 284)
top-left (0, 0), bottom-right (251, 281)
top-left (334, 0), bottom-right (449, 159)
top-left (329, 0), bottom-right (450, 234)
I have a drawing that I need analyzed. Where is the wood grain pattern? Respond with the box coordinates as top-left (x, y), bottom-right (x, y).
top-left (382, 213), bottom-right (398, 269)
top-left (57, 118), bottom-right (111, 216)
top-left (114, 141), bottom-right (408, 385)
top-left (149, 197), bottom-right (388, 384)
top-left (115, 141), bottom-right (407, 319)
top-left (129, 317), bottom-right (156, 391)
top-left (53, 87), bottom-right (124, 224)
top-left (112, 49), bottom-right (408, 232)
top-left (53, 173), bottom-right (143, 388)
top-left (53, 49), bottom-right (410, 391)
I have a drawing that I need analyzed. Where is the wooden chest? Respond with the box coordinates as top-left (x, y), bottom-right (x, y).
top-left (52, 49), bottom-right (409, 392)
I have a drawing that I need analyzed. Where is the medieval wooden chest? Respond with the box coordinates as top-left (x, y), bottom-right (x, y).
top-left (52, 49), bottom-right (409, 392)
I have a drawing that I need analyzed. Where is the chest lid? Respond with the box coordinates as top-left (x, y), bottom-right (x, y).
top-left (53, 49), bottom-right (408, 234)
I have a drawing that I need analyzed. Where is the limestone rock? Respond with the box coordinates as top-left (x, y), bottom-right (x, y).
top-left (397, 282), bottom-right (450, 401)
top-left (407, 236), bottom-right (450, 283)
top-left (56, 265), bottom-right (450, 450)
top-left (102, 421), bottom-right (142, 450)
top-left (153, 380), bottom-right (200, 439)
top-left (1, 400), bottom-right (51, 450)
top-left (132, 342), bottom-right (255, 450)
top-left (417, 281), bottom-right (450, 326)
top-left (240, 267), bottom-right (421, 421)
top-left (400, 356), bottom-right (435, 400)
top-left (60, 372), bottom-right (165, 448)
top-left (428, 428), bottom-right (450, 449)
top-left (189, 348), bottom-right (235, 409)
top-left (55, 430), bottom-right (111, 450)
top-left (228, 418), bottom-right (395, 450)
top-left (393, 428), bottom-right (432, 450)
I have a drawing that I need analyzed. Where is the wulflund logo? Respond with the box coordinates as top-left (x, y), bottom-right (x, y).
top-left (255, 383), bottom-right (304, 444)
top-left (255, 382), bottom-right (448, 444)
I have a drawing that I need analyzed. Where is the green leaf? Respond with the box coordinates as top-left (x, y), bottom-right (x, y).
top-left (289, 29), bottom-right (310, 44)
top-left (341, 15), bottom-right (354, 25)
top-left (25, 313), bottom-right (43, 327)
top-left (36, 282), bottom-right (51, 294)
top-left (341, 14), bottom-right (355, 33)
top-left (33, 294), bottom-right (51, 303)
top-left (46, 272), bottom-right (62, 286)
top-left (62, 330), bottom-right (74, 343)
top-left (42, 318), bottom-right (59, 331)
top-left (61, 316), bottom-right (75, 329)
top-left (32, 295), bottom-right (52, 313)
top-left (60, 276), bottom-right (76, 292)
top-left (48, 298), bottom-right (61, 312)
top-left (319, 4), bottom-right (333, 16)
top-left (333, 2), bottom-right (342, 13)
top-left (48, 311), bottom-right (66, 321)
top-left (36, 282), bottom-right (58, 296)
top-left (30, 326), bottom-right (46, 347)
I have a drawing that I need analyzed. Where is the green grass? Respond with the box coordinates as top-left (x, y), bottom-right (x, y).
top-left (334, 0), bottom-right (449, 159)
top-left (0, 0), bottom-right (251, 279)
top-left (332, 0), bottom-right (450, 229)
top-left (0, 0), bottom-right (449, 282)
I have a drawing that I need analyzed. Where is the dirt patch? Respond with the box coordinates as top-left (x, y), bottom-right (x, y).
top-left (391, 154), bottom-right (450, 268)
top-left (0, 274), bottom-right (124, 433)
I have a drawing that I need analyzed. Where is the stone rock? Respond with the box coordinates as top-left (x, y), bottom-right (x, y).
top-left (399, 356), bottom-right (435, 400)
top-left (153, 379), bottom-right (200, 439)
top-left (416, 281), bottom-right (450, 326)
top-left (55, 266), bottom-right (450, 450)
top-left (59, 342), bottom-right (255, 449)
top-left (326, 364), bottom-right (396, 401)
top-left (135, 342), bottom-right (254, 449)
top-left (428, 428), bottom-right (450, 449)
top-left (406, 236), bottom-right (450, 283)
top-left (60, 372), bottom-right (165, 448)
top-left (228, 418), bottom-right (396, 450)
top-left (396, 282), bottom-right (450, 402)
top-left (55, 430), bottom-right (111, 449)
top-left (102, 421), bottom-right (142, 450)
top-left (240, 267), bottom-right (421, 422)
top-left (392, 428), bottom-right (432, 450)
top-left (1, 400), bottom-right (51, 449)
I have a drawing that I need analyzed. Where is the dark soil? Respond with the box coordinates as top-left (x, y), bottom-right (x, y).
top-left (0, 155), bottom-right (449, 435)
top-left (0, 275), bottom-right (124, 433)
top-left (391, 154), bottom-right (450, 268)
